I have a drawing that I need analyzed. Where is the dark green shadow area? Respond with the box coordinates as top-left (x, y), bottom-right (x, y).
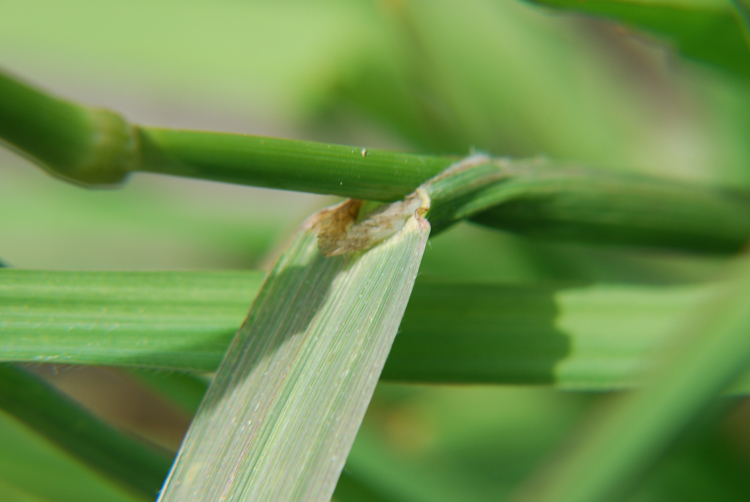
top-left (195, 252), bottom-right (346, 416)
top-left (383, 278), bottom-right (572, 384)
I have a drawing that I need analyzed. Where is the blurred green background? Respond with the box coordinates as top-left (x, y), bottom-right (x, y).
top-left (2, 0), bottom-right (750, 500)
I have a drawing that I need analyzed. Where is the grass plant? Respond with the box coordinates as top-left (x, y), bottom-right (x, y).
top-left (2, 1), bottom-right (750, 501)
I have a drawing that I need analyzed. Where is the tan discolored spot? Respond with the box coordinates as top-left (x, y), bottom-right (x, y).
top-left (315, 189), bottom-right (430, 257)
top-left (313, 199), bottom-right (364, 257)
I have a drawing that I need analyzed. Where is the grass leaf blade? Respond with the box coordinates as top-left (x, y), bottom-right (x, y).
top-left (158, 201), bottom-right (430, 501)
top-left (8, 270), bottom-right (750, 392)
top-left (0, 270), bottom-right (265, 371)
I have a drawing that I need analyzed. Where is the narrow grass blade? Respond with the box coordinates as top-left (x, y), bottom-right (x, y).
top-left (158, 197), bottom-right (430, 501)
top-left (0, 364), bottom-right (173, 499)
top-left (513, 254), bottom-right (750, 502)
top-left (385, 279), bottom-right (719, 390)
top-left (7, 270), bottom-right (750, 392)
top-left (0, 409), bottom-right (144, 502)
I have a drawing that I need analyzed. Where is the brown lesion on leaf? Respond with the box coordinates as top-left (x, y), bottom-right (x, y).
top-left (312, 154), bottom-right (512, 256)
top-left (313, 199), bottom-right (365, 257)
top-left (314, 189), bottom-right (430, 257)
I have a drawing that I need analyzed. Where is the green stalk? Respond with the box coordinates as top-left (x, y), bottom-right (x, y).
top-left (138, 127), bottom-right (450, 201)
top-left (0, 69), bottom-right (450, 199)
top-left (0, 365), bottom-right (172, 499)
top-left (2, 69), bottom-right (750, 253)
top-left (141, 140), bottom-right (750, 253)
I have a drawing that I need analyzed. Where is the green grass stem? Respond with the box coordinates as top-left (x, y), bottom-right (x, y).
top-left (2, 69), bottom-right (750, 253)
top-left (0, 70), bottom-right (137, 186)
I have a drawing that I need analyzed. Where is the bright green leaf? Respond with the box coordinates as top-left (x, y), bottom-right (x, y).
top-left (6, 269), bottom-right (750, 392)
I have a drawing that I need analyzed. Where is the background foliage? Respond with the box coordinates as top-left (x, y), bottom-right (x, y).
top-left (2, 0), bottom-right (750, 501)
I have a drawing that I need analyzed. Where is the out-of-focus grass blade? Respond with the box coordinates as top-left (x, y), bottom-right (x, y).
top-left (517, 0), bottom-right (750, 77)
top-left (0, 479), bottom-right (48, 502)
top-left (734, 0), bottom-right (750, 44)
top-left (0, 407), bottom-right (145, 502)
top-left (0, 0), bottom-right (385, 122)
top-left (513, 254), bottom-right (750, 502)
top-left (7, 269), bottom-right (750, 392)
top-left (158, 198), bottom-right (430, 501)
top-left (332, 470), bottom-right (396, 502)
top-left (328, 0), bottom-right (750, 185)
top-left (338, 385), bottom-right (590, 502)
top-left (0, 365), bottom-right (172, 499)
top-left (335, 384), bottom-right (750, 502)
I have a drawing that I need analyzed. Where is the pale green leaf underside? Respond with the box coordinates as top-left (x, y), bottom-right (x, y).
top-left (157, 206), bottom-right (430, 501)
top-left (3, 269), bottom-right (748, 392)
